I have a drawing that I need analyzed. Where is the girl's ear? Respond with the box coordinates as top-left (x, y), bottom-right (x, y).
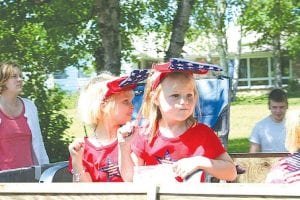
top-left (151, 91), bottom-right (160, 106)
top-left (100, 100), bottom-right (108, 112)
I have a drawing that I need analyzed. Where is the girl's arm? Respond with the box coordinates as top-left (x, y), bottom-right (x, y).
top-left (118, 142), bottom-right (145, 182)
top-left (173, 152), bottom-right (237, 181)
top-left (118, 142), bottom-right (135, 182)
top-left (117, 121), bottom-right (145, 182)
top-left (68, 139), bottom-right (92, 182)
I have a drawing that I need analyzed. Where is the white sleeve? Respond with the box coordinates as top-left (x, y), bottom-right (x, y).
top-left (249, 123), bottom-right (261, 145)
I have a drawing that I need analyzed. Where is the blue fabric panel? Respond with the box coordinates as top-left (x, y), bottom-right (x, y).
top-left (132, 84), bottom-right (145, 120)
top-left (194, 78), bottom-right (229, 128)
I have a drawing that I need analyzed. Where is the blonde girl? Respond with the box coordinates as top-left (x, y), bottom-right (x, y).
top-left (118, 59), bottom-right (237, 182)
top-left (69, 71), bottom-right (146, 182)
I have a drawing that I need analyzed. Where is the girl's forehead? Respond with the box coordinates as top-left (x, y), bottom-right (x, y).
top-left (160, 82), bottom-right (195, 95)
top-left (114, 90), bottom-right (134, 98)
top-left (162, 76), bottom-right (194, 88)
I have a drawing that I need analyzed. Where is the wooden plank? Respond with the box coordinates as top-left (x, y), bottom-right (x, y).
top-left (230, 153), bottom-right (288, 183)
top-left (0, 183), bottom-right (299, 200)
top-left (158, 183), bottom-right (299, 196)
top-left (230, 153), bottom-right (289, 158)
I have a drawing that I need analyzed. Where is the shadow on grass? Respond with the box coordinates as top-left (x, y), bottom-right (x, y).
top-left (227, 138), bottom-right (249, 153)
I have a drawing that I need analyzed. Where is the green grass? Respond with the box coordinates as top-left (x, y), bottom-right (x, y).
top-left (227, 138), bottom-right (249, 153)
top-left (64, 93), bottom-right (300, 153)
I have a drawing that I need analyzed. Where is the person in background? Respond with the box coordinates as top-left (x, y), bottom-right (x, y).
top-left (118, 59), bottom-right (237, 183)
top-left (0, 61), bottom-right (49, 171)
top-left (249, 88), bottom-right (288, 153)
top-left (265, 109), bottom-right (300, 183)
top-left (68, 70), bottom-right (147, 182)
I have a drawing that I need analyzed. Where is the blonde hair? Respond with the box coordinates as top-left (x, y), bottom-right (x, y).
top-left (77, 72), bottom-right (117, 130)
top-left (285, 110), bottom-right (300, 153)
top-left (0, 61), bottom-right (21, 94)
top-left (139, 71), bottom-right (198, 142)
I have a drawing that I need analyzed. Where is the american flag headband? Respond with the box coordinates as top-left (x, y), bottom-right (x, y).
top-left (151, 58), bottom-right (223, 90)
top-left (103, 69), bottom-right (149, 100)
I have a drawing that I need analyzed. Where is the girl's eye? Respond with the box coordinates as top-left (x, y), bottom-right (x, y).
top-left (187, 94), bottom-right (194, 98)
top-left (171, 94), bottom-right (180, 98)
top-left (122, 99), bottom-right (131, 105)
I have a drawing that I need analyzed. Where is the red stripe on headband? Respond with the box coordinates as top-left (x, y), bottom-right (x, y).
top-left (151, 59), bottom-right (211, 90)
top-left (151, 72), bottom-right (168, 90)
top-left (104, 76), bottom-right (136, 99)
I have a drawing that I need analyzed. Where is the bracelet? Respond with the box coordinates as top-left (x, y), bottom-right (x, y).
top-left (71, 168), bottom-right (86, 182)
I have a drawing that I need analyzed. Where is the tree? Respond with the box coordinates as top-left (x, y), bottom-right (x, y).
top-left (0, 16), bottom-right (73, 162)
top-left (94, 0), bottom-right (121, 74)
top-left (240, 0), bottom-right (299, 88)
top-left (165, 0), bottom-right (195, 60)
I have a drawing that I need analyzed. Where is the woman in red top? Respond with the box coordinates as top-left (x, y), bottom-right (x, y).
top-left (68, 70), bottom-right (148, 182)
top-left (0, 61), bottom-right (49, 171)
top-left (118, 59), bottom-right (237, 183)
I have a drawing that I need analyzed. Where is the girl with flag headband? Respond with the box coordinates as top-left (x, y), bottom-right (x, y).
top-left (68, 70), bottom-right (148, 182)
top-left (118, 58), bottom-right (237, 183)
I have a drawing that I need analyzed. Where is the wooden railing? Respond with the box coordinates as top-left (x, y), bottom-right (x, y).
top-left (0, 182), bottom-right (299, 200)
top-left (0, 153), bottom-right (290, 183)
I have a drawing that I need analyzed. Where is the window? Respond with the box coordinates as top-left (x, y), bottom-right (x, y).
top-left (237, 55), bottom-right (292, 88)
top-left (239, 59), bottom-right (247, 78)
top-left (270, 56), bottom-right (290, 77)
top-left (250, 58), bottom-right (268, 78)
top-left (281, 56), bottom-right (290, 77)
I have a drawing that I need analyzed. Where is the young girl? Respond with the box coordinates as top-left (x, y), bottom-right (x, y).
top-left (0, 61), bottom-right (49, 171)
top-left (68, 70), bottom-right (147, 182)
top-left (118, 59), bottom-right (237, 182)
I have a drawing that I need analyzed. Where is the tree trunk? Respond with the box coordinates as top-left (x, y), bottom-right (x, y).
top-left (95, 0), bottom-right (121, 75)
top-left (165, 0), bottom-right (195, 61)
top-left (273, 35), bottom-right (282, 88)
top-left (231, 27), bottom-right (242, 101)
top-left (214, 0), bottom-right (228, 75)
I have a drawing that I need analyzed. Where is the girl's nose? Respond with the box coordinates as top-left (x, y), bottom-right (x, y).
top-left (179, 97), bottom-right (187, 104)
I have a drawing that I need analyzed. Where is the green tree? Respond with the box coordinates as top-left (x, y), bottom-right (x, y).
top-left (0, 2), bottom-right (74, 162)
top-left (240, 0), bottom-right (299, 88)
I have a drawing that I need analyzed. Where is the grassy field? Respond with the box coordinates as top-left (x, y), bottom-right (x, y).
top-left (228, 103), bottom-right (300, 152)
top-left (64, 94), bottom-right (300, 153)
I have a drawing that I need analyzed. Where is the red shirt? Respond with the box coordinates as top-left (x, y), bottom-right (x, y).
top-left (132, 123), bottom-right (225, 182)
top-left (0, 101), bottom-right (33, 170)
top-left (69, 137), bottom-right (123, 182)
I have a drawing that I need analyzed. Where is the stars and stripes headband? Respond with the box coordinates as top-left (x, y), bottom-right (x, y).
top-left (104, 69), bottom-right (149, 99)
top-left (151, 58), bottom-right (223, 90)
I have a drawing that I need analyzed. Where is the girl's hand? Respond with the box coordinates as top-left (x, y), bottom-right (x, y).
top-left (117, 121), bottom-right (136, 146)
top-left (172, 157), bottom-right (201, 179)
top-left (68, 138), bottom-right (85, 162)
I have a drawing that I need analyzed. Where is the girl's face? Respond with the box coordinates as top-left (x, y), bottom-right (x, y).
top-left (4, 67), bottom-right (23, 94)
top-left (155, 75), bottom-right (196, 124)
top-left (110, 90), bottom-right (134, 126)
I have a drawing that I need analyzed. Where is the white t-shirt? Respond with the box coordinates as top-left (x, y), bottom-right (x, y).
top-left (249, 116), bottom-right (287, 152)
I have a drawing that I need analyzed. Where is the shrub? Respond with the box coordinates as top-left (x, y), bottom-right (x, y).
top-left (22, 69), bottom-right (73, 163)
